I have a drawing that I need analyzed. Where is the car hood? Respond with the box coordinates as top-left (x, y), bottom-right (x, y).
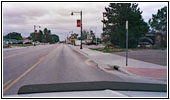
top-left (4, 81), bottom-right (167, 97)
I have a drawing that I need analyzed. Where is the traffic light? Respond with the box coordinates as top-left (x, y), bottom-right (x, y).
top-left (34, 30), bottom-right (38, 35)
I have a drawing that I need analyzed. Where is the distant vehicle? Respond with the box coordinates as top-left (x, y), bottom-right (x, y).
top-left (17, 40), bottom-right (24, 44)
top-left (75, 40), bottom-right (81, 46)
top-left (82, 40), bottom-right (86, 44)
top-left (138, 42), bottom-right (152, 48)
top-left (23, 39), bottom-right (32, 44)
top-left (59, 41), bottom-right (65, 43)
top-left (3, 41), bottom-right (9, 48)
top-left (86, 40), bottom-right (98, 45)
top-left (24, 42), bottom-right (32, 44)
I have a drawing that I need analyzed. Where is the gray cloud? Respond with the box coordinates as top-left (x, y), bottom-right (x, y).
top-left (2, 2), bottom-right (167, 40)
top-left (139, 2), bottom-right (168, 22)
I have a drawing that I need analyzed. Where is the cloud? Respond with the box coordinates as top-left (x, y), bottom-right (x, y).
top-left (2, 2), bottom-right (168, 40)
top-left (138, 2), bottom-right (168, 22)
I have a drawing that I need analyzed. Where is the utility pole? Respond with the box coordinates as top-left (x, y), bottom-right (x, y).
top-left (126, 21), bottom-right (128, 66)
top-left (95, 27), bottom-right (97, 45)
top-left (33, 25), bottom-right (41, 46)
top-left (34, 25), bottom-right (36, 46)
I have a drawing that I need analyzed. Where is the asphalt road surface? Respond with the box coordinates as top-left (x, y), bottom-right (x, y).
top-left (114, 49), bottom-right (167, 66)
top-left (2, 44), bottom-right (162, 95)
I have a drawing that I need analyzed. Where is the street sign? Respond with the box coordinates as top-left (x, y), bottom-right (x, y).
top-left (126, 21), bottom-right (128, 30)
top-left (77, 20), bottom-right (81, 27)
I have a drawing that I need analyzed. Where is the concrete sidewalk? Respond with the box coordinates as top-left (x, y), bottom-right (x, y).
top-left (69, 44), bottom-right (167, 80)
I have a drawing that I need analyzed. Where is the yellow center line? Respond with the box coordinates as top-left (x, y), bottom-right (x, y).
top-left (3, 46), bottom-right (58, 93)
top-left (3, 80), bottom-right (12, 88)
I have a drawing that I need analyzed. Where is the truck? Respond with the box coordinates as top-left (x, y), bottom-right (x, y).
top-left (75, 40), bottom-right (81, 46)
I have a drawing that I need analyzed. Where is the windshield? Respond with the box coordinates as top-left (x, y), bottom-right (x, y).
top-left (2, 1), bottom-right (168, 98)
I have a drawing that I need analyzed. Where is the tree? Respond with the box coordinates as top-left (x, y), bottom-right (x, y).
top-left (102, 3), bottom-right (149, 48)
top-left (43, 28), bottom-right (51, 43)
top-left (148, 6), bottom-right (167, 33)
top-left (90, 30), bottom-right (96, 40)
top-left (48, 34), bottom-right (59, 44)
top-left (70, 33), bottom-right (79, 39)
top-left (29, 32), bottom-right (37, 41)
top-left (82, 30), bottom-right (89, 40)
top-left (37, 30), bottom-right (43, 42)
top-left (28, 28), bottom-right (60, 44)
top-left (4, 32), bottom-right (23, 40)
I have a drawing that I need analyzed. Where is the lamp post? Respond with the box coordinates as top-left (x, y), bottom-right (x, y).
top-left (71, 11), bottom-right (83, 49)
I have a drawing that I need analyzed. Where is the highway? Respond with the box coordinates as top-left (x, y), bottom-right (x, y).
top-left (2, 44), bottom-right (159, 95)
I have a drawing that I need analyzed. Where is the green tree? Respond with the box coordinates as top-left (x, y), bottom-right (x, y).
top-left (43, 28), bottom-right (51, 43)
top-left (70, 33), bottom-right (79, 39)
top-left (28, 28), bottom-right (60, 44)
top-left (82, 30), bottom-right (89, 40)
top-left (37, 30), bottom-right (43, 42)
top-left (148, 6), bottom-right (167, 33)
top-left (102, 3), bottom-right (149, 48)
top-left (4, 32), bottom-right (23, 40)
top-left (90, 30), bottom-right (96, 41)
top-left (29, 32), bottom-right (38, 42)
top-left (48, 34), bottom-right (59, 44)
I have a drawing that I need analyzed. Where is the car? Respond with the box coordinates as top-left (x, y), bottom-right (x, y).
top-left (138, 42), bottom-right (152, 48)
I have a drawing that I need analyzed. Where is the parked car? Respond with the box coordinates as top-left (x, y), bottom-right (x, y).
top-left (17, 40), bottom-right (24, 44)
top-left (138, 42), bottom-right (152, 48)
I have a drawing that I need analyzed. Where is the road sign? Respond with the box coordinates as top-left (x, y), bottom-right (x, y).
top-left (126, 21), bottom-right (128, 30)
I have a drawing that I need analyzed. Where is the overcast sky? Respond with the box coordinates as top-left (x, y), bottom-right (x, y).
top-left (2, 2), bottom-right (168, 40)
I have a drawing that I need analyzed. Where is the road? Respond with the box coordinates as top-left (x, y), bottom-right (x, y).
top-left (114, 49), bottom-right (167, 66)
top-left (2, 44), bottom-right (162, 95)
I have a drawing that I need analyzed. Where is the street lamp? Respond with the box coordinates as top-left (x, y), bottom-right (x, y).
top-left (71, 11), bottom-right (83, 49)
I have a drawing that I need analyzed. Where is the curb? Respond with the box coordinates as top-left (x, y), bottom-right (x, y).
top-left (107, 65), bottom-right (133, 75)
top-left (68, 44), bottom-right (89, 57)
top-left (69, 45), bottom-right (133, 75)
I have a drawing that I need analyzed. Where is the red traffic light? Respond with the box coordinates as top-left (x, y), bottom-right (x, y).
top-left (34, 30), bottom-right (38, 35)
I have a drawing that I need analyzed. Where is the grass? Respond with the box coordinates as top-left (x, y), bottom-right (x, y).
top-left (90, 46), bottom-right (167, 54)
top-left (89, 48), bottom-right (126, 53)
top-left (9, 44), bottom-right (35, 47)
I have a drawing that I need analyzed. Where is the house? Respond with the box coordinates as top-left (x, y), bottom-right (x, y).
top-left (139, 31), bottom-right (167, 48)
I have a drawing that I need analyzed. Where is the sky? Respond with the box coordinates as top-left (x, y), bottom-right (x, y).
top-left (2, 2), bottom-right (168, 41)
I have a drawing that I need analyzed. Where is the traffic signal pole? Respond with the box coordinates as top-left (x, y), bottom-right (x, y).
top-left (34, 25), bottom-right (36, 46)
